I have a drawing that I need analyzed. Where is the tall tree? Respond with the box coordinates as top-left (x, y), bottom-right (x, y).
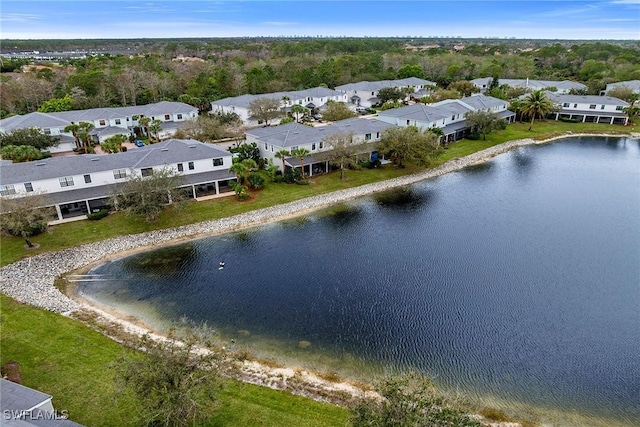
top-left (291, 147), bottom-right (311, 179)
top-left (138, 116), bottom-right (151, 138)
top-left (290, 104), bottom-right (308, 123)
top-left (447, 81), bottom-right (480, 97)
top-left (521, 90), bottom-right (556, 131)
top-left (377, 87), bottom-right (405, 104)
top-left (77, 121), bottom-right (95, 152)
top-left (0, 193), bottom-right (54, 247)
top-left (148, 119), bottom-right (163, 142)
top-left (111, 166), bottom-right (186, 222)
top-left (274, 149), bottom-right (291, 172)
top-left (464, 110), bottom-right (503, 140)
top-left (248, 97), bottom-right (283, 126)
top-left (321, 132), bottom-right (356, 180)
top-left (378, 126), bottom-right (441, 168)
top-left (63, 122), bottom-right (82, 150)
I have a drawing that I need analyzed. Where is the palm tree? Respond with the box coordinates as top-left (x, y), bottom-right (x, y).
top-left (229, 158), bottom-right (258, 185)
top-left (290, 104), bottom-right (307, 123)
top-left (521, 90), bottom-right (555, 131)
top-left (291, 147), bottom-right (310, 179)
top-left (274, 149), bottom-right (291, 173)
top-left (148, 119), bottom-right (163, 143)
top-left (63, 123), bottom-right (81, 150)
top-left (138, 116), bottom-right (151, 139)
top-left (77, 121), bottom-right (94, 152)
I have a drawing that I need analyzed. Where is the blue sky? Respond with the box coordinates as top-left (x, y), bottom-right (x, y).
top-left (1, 1), bottom-right (639, 40)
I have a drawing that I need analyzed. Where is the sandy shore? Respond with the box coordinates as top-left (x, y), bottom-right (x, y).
top-left (1, 132), bottom-right (637, 419)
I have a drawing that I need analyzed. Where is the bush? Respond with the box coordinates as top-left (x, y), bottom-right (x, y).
top-left (248, 173), bottom-right (266, 190)
top-left (283, 168), bottom-right (302, 184)
top-left (87, 209), bottom-right (109, 220)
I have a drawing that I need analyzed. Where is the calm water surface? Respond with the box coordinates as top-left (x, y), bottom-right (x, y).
top-left (82, 137), bottom-right (640, 425)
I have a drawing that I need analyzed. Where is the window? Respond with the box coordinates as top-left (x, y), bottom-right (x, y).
top-left (1, 184), bottom-right (16, 196)
top-left (406, 120), bottom-right (410, 125)
top-left (574, 104), bottom-right (578, 108)
top-left (291, 146), bottom-right (298, 151)
top-left (59, 176), bottom-right (74, 187)
top-left (141, 168), bottom-right (153, 177)
top-left (212, 158), bottom-right (223, 167)
top-left (452, 115), bottom-right (455, 121)
top-left (115, 119), bottom-right (121, 125)
top-left (99, 119), bottom-right (106, 126)
top-left (312, 143), bottom-right (316, 150)
top-left (24, 182), bottom-right (33, 192)
top-left (177, 163), bottom-right (184, 172)
top-left (164, 114), bottom-right (170, 120)
top-left (43, 128), bottom-right (51, 135)
top-left (113, 169), bottom-right (127, 179)
top-left (616, 106), bottom-right (624, 111)
top-left (177, 114), bottom-right (183, 120)
top-left (376, 132), bottom-right (380, 138)
top-left (600, 105), bottom-right (605, 110)
top-left (589, 104), bottom-right (596, 109)
top-left (265, 143), bottom-right (268, 150)
top-left (563, 103), bottom-right (570, 107)
top-left (84, 174), bottom-right (92, 183)
top-left (188, 162), bottom-right (195, 170)
top-left (319, 141), bottom-right (324, 149)
top-left (365, 133), bottom-right (372, 140)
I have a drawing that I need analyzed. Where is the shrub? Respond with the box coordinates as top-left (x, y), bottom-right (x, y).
top-left (87, 209), bottom-right (109, 220)
top-left (248, 173), bottom-right (265, 190)
top-left (283, 168), bottom-right (302, 184)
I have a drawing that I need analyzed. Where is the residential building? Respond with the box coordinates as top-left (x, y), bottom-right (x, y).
top-left (245, 117), bottom-right (396, 176)
top-left (543, 92), bottom-right (630, 125)
top-left (210, 87), bottom-right (348, 127)
top-left (335, 77), bottom-right (437, 108)
top-left (0, 101), bottom-right (198, 154)
top-left (0, 378), bottom-right (85, 426)
top-left (377, 94), bottom-right (515, 143)
top-left (471, 78), bottom-right (587, 94)
top-left (0, 139), bottom-right (235, 221)
top-left (600, 80), bottom-right (640, 97)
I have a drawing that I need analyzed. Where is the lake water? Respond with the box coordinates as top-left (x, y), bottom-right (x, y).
top-left (81, 136), bottom-right (640, 426)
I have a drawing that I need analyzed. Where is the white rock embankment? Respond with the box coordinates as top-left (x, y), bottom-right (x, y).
top-left (0, 133), bottom-right (631, 313)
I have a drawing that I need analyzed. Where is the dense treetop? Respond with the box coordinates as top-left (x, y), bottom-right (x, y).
top-left (1, 38), bottom-right (638, 118)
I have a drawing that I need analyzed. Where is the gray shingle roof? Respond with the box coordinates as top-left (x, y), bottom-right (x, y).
top-left (335, 78), bottom-right (436, 92)
top-left (0, 139), bottom-right (231, 185)
top-left (545, 92), bottom-right (629, 106)
top-left (0, 102), bottom-right (197, 133)
top-left (605, 80), bottom-right (640, 93)
top-left (1, 379), bottom-right (50, 412)
top-left (471, 77), bottom-right (587, 91)
top-left (377, 103), bottom-right (450, 123)
top-left (211, 87), bottom-right (345, 110)
top-left (246, 118), bottom-right (396, 149)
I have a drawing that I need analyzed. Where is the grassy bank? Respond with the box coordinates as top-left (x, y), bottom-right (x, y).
top-left (0, 294), bottom-right (350, 426)
top-left (1, 121), bottom-right (633, 267)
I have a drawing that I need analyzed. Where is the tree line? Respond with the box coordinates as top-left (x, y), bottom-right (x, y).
top-left (1, 39), bottom-right (638, 117)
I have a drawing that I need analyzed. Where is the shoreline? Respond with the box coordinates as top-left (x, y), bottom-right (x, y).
top-left (1, 132), bottom-right (637, 423)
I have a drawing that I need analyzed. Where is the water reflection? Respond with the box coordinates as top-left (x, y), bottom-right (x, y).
top-left (374, 187), bottom-right (433, 211)
top-left (123, 243), bottom-right (196, 276)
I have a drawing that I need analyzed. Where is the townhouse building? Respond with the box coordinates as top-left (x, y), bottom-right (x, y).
top-left (0, 139), bottom-right (235, 222)
top-left (0, 101), bottom-right (198, 154)
top-left (377, 94), bottom-right (515, 143)
top-left (544, 92), bottom-right (630, 125)
top-left (210, 87), bottom-right (348, 127)
top-left (335, 77), bottom-right (437, 108)
top-left (471, 78), bottom-right (587, 94)
top-left (245, 117), bottom-right (396, 176)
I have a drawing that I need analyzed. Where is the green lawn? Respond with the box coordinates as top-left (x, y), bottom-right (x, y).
top-left (0, 294), bottom-right (350, 426)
